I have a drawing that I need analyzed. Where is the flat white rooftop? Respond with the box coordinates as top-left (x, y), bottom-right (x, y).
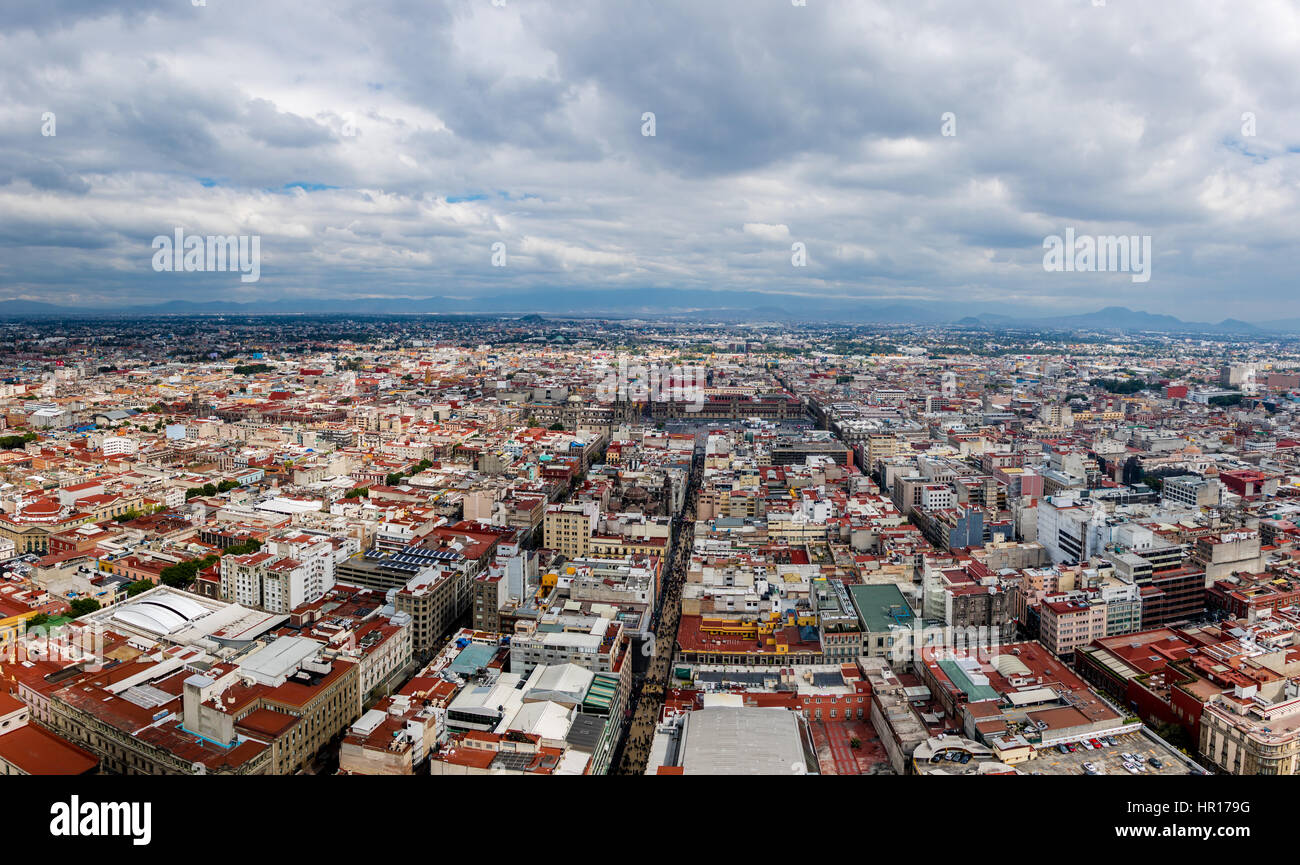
top-left (678, 706), bottom-right (809, 776)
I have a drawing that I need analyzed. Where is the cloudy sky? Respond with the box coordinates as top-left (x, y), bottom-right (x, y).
top-left (2, 0), bottom-right (1298, 319)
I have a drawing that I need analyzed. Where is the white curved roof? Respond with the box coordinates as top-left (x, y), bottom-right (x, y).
top-left (111, 606), bottom-right (183, 635)
top-left (112, 594), bottom-right (210, 635)
top-left (991, 654), bottom-right (1031, 678)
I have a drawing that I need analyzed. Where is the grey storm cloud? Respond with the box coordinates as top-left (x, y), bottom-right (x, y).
top-left (244, 99), bottom-right (336, 150)
top-left (0, 0), bottom-right (1298, 319)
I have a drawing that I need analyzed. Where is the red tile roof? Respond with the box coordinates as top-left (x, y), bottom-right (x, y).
top-left (0, 724), bottom-right (98, 775)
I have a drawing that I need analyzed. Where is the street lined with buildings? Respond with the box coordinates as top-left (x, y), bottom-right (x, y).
top-left (0, 316), bottom-right (1297, 779)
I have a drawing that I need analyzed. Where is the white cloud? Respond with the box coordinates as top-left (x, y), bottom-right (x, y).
top-left (742, 223), bottom-right (791, 242)
top-left (0, 0), bottom-right (1298, 319)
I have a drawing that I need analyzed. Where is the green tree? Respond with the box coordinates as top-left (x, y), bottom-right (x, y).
top-left (1154, 722), bottom-right (1195, 755)
top-left (126, 579), bottom-right (155, 597)
top-left (159, 564), bottom-right (192, 589)
top-left (69, 598), bottom-right (101, 618)
top-left (1090, 377), bottom-right (1149, 395)
top-left (159, 555), bottom-right (217, 589)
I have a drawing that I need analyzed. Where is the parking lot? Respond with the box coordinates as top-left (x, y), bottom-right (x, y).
top-left (1031, 731), bottom-right (1195, 776)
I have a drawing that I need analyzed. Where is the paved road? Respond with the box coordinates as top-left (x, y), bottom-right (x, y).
top-left (613, 457), bottom-right (701, 775)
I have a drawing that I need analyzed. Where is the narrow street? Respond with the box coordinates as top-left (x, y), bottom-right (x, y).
top-left (613, 451), bottom-right (701, 775)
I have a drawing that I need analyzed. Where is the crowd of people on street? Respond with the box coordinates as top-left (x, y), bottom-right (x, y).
top-left (615, 459), bottom-right (701, 774)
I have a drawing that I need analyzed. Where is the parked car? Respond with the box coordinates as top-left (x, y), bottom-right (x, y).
top-left (1149, 757), bottom-right (1164, 769)
top-left (1056, 743), bottom-right (1069, 755)
top-left (1123, 761), bottom-right (1141, 774)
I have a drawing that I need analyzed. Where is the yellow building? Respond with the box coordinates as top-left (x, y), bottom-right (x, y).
top-left (543, 504), bottom-right (597, 558)
top-left (0, 608), bottom-right (40, 659)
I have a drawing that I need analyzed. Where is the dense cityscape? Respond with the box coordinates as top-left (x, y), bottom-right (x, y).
top-left (0, 313), bottom-right (1294, 781)
top-left (7, 0), bottom-right (1296, 847)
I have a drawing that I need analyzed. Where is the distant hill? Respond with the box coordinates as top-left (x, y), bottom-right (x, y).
top-left (957, 306), bottom-right (1268, 335)
top-left (0, 293), bottom-right (1293, 334)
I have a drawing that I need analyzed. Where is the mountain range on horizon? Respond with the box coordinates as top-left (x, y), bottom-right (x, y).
top-left (1, 293), bottom-right (1298, 335)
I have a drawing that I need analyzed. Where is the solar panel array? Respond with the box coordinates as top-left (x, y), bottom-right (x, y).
top-left (361, 545), bottom-right (467, 575)
top-left (120, 684), bottom-right (174, 709)
top-left (491, 752), bottom-right (536, 772)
